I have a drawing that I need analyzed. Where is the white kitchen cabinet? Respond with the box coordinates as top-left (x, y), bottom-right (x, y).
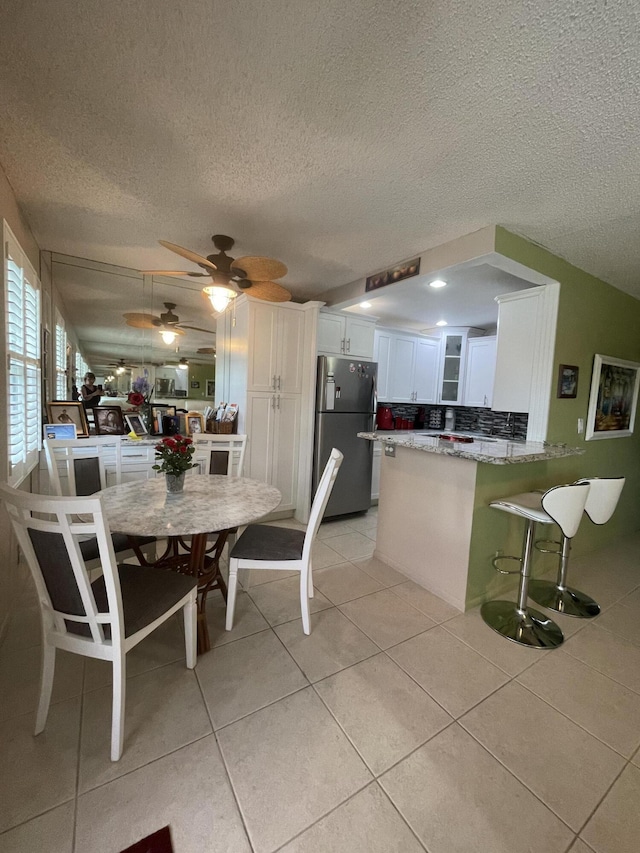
top-left (318, 311), bottom-right (376, 359)
top-left (374, 328), bottom-right (439, 403)
top-left (245, 392), bottom-right (301, 513)
top-left (435, 327), bottom-right (484, 405)
top-left (248, 302), bottom-right (305, 394)
top-left (463, 336), bottom-right (497, 408)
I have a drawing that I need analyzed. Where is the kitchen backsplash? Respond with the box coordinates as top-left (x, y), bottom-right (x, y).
top-left (377, 403), bottom-right (528, 440)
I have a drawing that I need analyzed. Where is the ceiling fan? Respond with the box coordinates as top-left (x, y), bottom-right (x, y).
top-left (142, 233), bottom-right (291, 308)
top-left (123, 302), bottom-right (214, 343)
top-left (108, 358), bottom-right (139, 370)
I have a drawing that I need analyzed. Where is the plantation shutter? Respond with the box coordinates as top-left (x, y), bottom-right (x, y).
top-left (55, 316), bottom-right (67, 399)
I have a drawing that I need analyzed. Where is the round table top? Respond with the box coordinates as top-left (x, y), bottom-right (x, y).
top-left (98, 475), bottom-right (282, 537)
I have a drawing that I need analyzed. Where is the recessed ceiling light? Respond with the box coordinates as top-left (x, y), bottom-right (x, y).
top-left (359, 301), bottom-right (372, 309)
top-left (436, 319), bottom-right (448, 327)
top-left (429, 279), bottom-right (447, 289)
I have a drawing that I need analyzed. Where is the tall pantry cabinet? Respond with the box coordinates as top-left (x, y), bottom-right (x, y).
top-left (216, 296), bottom-right (321, 520)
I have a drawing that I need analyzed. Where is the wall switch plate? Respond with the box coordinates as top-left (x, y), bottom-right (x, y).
top-left (384, 444), bottom-right (396, 457)
top-left (577, 418), bottom-right (584, 434)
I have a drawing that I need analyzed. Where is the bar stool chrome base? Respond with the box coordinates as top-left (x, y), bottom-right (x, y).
top-left (528, 579), bottom-right (600, 618)
top-left (481, 600), bottom-right (564, 648)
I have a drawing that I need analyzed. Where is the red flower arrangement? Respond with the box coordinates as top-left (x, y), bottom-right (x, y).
top-left (127, 391), bottom-right (145, 407)
top-left (152, 435), bottom-right (196, 476)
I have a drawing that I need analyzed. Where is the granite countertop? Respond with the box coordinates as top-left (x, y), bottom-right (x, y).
top-left (358, 430), bottom-right (584, 465)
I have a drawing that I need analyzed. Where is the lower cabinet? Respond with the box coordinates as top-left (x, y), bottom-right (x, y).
top-left (245, 392), bottom-right (301, 513)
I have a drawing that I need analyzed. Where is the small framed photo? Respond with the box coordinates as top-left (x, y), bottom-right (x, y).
top-left (94, 406), bottom-right (126, 435)
top-left (557, 364), bottom-right (579, 399)
top-left (46, 401), bottom-right (89, 438)
top-left (43, 423), bottom-right (77, 440)
top-left (206, 379), bottom-right (215, 397)
top-left (586, 354), bottom-right (640, 440)
top-left (190, 380), bottom-right (200, 389)
top-left (125, 413), bottom-right (148, 436)
top-left (186, 411), bottom-right (205, 435)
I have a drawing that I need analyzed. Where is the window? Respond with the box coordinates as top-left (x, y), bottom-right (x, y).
top-left (55, 313), bottom-right (67, 399)
top-left (4, 221), bottom-right (41, 487)
top-left (75, 350), bottom-right (89, 385)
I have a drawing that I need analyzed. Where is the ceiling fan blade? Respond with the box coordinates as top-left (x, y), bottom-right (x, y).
top-left (123, 312), bottom-right (159, 329)
top-left (231, 256), bottom-right (288, 281)
top-left (179, 324), bottom-right (216, 334)
top-left (158, 240), bottom-right (218, 271)
top-left (152, 319), bottom-right (185, 335)
top-left (244, 280), bottom-right (292, 302)
top-left (197, 347), bottom-right (216, 354)
top-left (141, 269), bottom-right (211, 278)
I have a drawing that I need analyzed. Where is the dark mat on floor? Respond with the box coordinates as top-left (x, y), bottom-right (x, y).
top-left (120, 826), bottom-right (173, 853)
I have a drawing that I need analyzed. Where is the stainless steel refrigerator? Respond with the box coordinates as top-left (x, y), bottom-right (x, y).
top-left (313, 355), bottom-right (377, 517)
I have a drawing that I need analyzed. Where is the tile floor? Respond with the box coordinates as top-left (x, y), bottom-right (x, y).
top-left (1, 510), bottom-right (639, 853)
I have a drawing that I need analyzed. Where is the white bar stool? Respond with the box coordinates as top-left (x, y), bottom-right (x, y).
top-left (528, 477), bottom-right (625, 618)
top-left (481, 482), bottom-right (590, 648)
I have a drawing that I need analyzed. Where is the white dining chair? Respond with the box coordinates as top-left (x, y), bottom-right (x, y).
top-left (226, 448), bottom-right (344, 634)
top-left (191, 434), bottom-right (247, 477)
top-left (44, 437), bottom-right (156, 565)
top-left (0, 484), bottom-right (197, 761)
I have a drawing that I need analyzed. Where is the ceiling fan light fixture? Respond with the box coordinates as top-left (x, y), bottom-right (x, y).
top-left (160, 329), bottom-right (178, 345)
top-left (178, 358), bottom-right (189, 370)
top-left (203, 285), bottom-right (236, 313)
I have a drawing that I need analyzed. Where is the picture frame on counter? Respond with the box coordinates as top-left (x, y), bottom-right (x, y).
top-left (585, 354), bottom-right (640, 440)
top-left (94, 406), bottom-right (126, 436)
top-left (186, 411), bottom-right (205, 435)
top-left (46, 401), bottom-right (89, 438)
top-left (125, 413), bottom-right (148, 436)
top-left (149, 405), bottom-right (176, 435)
top-left (557, 364), bottom-right (579, 399)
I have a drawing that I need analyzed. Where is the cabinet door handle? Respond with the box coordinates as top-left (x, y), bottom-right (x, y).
top-left (277, 375), bottom-right (282, 390)
top-left (272, 374), bottom-right (277, 390)
top-left (346, 338), bottom-right (351, 353)
top-left (276, 394), bottom-right (280, 410)
top-left (340, 338), bottom-right (345, 353)
top-left (271, 395), bottom-right (276, 410)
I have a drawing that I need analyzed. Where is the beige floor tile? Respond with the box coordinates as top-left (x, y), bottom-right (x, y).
top-left (517, 650), bottom-right (640, 757)
top-left (0, 697), bottom-right (80, 833)
top-left (274, 608), bottom-right (378, 682)
top-left (346, 513), bottom-right (379, 533)
top-left (562, 624), bottom-right (640, 694)
top-left (196, 628), bottom-right (307, 728)
top-left (314, 563), bottom-right (384, 605)
top-left (75, 736), bottom-right (251, 853)
top-left (339, 589), bottom-right (435, 650)
top-left (391, 581), bottom-right (460, 623)
top-left (0, 645), bottom-right (84, 723)
top-left (248, 575), bottom-right (332, 626)
top-left (460, 682), bottom-right (625, 831)
top-left (264, 518), bottom-right (307, 531)
top-left (84, 615), bottom-right (186, 692)
top-left (205, 588), bottom-right (270, 646)
top-left (351, 555), bottom-right (406, 587)
top-left (317, 519), bottom-right (360, 539)
top-left (325, 532), bottom-right (375, 561)
top-left (442, 607), bottom-right (551, 675)
top-left (622, 586), bottom-right (640, 608)
top-left (582, 764), bottom-right (640, 853)
top-left (0, 801), bottom-right (75, 853)
top-left (217, 687), bottom-right (372, 853)
top-left (380, 724), bottom-right (573, 853)
top-left (568, 840), bottom-right (596, 853)
top-left (315, 653), bottom-right (451, 775)
top-left (632, 745), bottom-right (640, 768)
top-left (312, 539), bottom-right (348, 569)
top-left (239, 567), bottom-right (298, 587)
top-left (597, 602), bottom-right (640, 645)
top-left (364, 528), bottom-right (377, 540)
top-left (79, 661), bottom-right (212, 793)
top-left (388, 626), bottom-right (509, 718)
top-left (0, 603), bottom-right (42, 651)
top-left (278, 782), bottom-right (424, 853)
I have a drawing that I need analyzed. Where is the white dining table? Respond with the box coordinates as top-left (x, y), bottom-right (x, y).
top-left (99, 475), bottom-right (282, 652)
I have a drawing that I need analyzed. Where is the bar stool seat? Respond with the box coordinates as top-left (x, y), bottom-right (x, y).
top-left (481, 482), bottom-right (590, 649)
top-left (528, 477), bottom-right (625, 618)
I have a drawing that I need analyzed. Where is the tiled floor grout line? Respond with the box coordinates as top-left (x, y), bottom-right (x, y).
top-left (71, 660), bottom-right (88, 853)
top-left (212, 728), bottom-right (257, 853)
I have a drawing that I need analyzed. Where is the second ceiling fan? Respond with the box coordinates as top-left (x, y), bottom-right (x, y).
top-left (143, 233), bottom-right (292, 306)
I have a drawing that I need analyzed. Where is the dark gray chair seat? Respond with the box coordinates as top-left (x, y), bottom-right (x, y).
top-left (230, 524), bottom-right (305, 561)
top-left (79, 533), bottom-right (156, 563)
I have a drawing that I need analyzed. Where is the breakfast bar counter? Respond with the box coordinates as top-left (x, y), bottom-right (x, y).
top-left (358, 431), bottom-right (584, 611)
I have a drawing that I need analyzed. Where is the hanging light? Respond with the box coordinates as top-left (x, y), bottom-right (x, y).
top-left (203, 285), bottom-right (236, 313)
top-left (178, 357), bottom-right (189, 370)
top-left (160, 329), bottom-right (177, 345)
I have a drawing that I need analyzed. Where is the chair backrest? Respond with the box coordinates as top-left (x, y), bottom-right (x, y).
top-left (0, 484), bottom-right (125, 648)
top-left (541, 482), bottom-right (590, 539)
top-left (191, 434), bottom-right (247, 477)
top-left (44, 436), bottom-right (123, 496)
top-left (575, 477), bottom-right (625, 525)
top-left (302, 448), bottom-right (344, 560)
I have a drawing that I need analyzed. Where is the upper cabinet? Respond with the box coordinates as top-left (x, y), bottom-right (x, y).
top-left (374, 329), bottom-right (439, 404)
top-left (318, 311), bottom-right (376, 359)
top-left (248, 302), bottom-right (305, 394)
top-left (463, 336), bottom-right (497, 408)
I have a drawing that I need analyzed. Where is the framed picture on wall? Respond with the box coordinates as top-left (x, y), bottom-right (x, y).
top-left (46, 401), bottom-right (89, 437)
top-left (585, 354), bottom-right (640, 440)
top-left (206, 379), bottom-right (215, 397)
top-left (557, 364), bottom-right (579, 398)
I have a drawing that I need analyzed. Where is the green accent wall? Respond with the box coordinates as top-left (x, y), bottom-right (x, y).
top-left (465, 228), bottom-right (640, 607)
top-left (186, 364), bottom-right (215, 401)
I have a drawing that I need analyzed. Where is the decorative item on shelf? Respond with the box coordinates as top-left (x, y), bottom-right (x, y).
top-left (365, 257), bottom-right (420, 293)
top-left (152, 435), bottom-right (196, 494)
top-left (206, 402), bottom-right (238, 434)
top-left (127, 376), bottom-right (154, 431)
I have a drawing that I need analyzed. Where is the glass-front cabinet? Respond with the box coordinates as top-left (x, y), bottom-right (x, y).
top-left (441, 334), bottom-right (463, 402)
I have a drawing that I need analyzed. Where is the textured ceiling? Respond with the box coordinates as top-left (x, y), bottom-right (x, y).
top-left (1, 0), bottom-right (639, 304)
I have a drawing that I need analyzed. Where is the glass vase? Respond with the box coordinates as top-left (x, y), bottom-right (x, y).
top-left (165, 472), bottom-right (185, 494)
